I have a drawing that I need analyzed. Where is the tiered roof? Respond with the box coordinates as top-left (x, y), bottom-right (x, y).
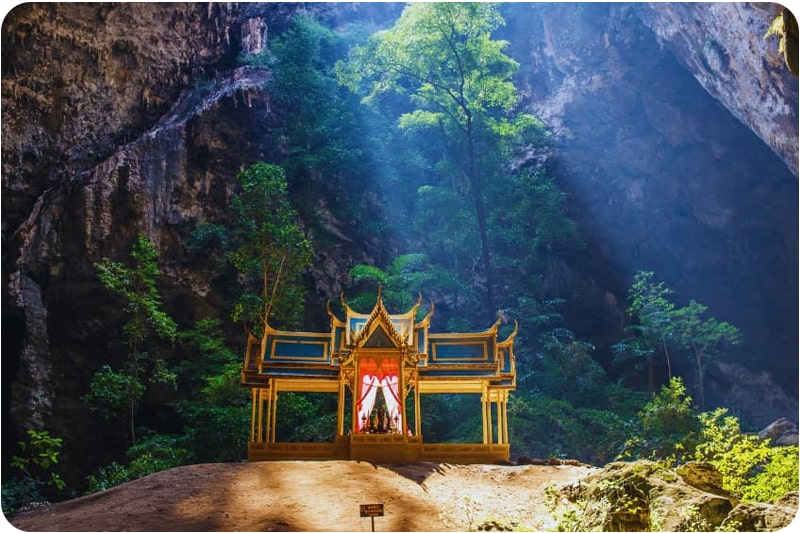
top-left (241, 290), bottom-right (516, 389)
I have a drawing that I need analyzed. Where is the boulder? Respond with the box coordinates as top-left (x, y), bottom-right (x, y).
top-left (759, 418), bottom-right (800, 446)
top-left (560, 460), bottom-right (734, 531)
top-left (721, 492), bottom-right (799, 532)
top-left (676, 461), bottom-right (731, 498)
top-left (555, 461), bottom-right (800, 531)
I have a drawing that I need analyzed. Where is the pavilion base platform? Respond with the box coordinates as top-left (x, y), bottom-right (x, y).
top-left (248, 436), bottom-right (511, 464)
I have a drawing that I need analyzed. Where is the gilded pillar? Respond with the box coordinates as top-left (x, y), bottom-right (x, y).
top-left (336, 376), bottom-right (345, 435)
top-left (269, 386), bottom-right (278, 443)
top-left (257, 388), bottom-right (265, 443)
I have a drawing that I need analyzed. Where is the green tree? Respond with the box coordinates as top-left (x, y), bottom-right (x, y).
top-left (612, 271), bottom-right (677, 391)
top-left (266, 15), bottom-right (360, 183)
top-left (338, 2), bottom-right (544, 320)
top-left (174, 318), bottom-right (250, 463)
top-left (535, 328), bottom-right (606, 409)
top-left (348, 253), bottom-right (456, 315)
top-left (670, 300), bottom-right (740, 410)
top-left (242, 13), bottom-right (393, 249)
top-left (227, 162), bottom-right (313, 331)
top-left (84, 432), bottom-right (188, 493)
top-left (619, 377), bottom-right (701, 464)
top-left (84, 234), bottom-right (177, 444)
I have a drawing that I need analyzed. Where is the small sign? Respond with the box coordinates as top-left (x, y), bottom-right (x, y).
top-left (360, 503), bottom-right (384, 517)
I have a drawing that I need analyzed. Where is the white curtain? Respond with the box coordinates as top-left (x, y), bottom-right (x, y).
top-left (381, 374), bottom-right (402, 432)
top-left (356, 374), bottom-right (380, 432)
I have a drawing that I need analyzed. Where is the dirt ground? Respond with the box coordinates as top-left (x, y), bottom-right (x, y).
top-left (6, 461), bottom-right (598, 532)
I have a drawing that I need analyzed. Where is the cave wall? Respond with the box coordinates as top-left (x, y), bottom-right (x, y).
top-left (637, 2), bottom-right (798, 177)
top-left (1, 2), bottom-right (797, 478)
top-left (1, 2), bottom-right (374, 481)
top-left (502, 2), bottom-right (798, 423)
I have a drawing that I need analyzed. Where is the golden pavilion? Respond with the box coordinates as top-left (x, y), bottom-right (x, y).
top-left (241, 290), bottom-right (517, 463)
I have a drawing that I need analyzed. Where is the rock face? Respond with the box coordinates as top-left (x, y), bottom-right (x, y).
top-left (637, 3), bottom-right (798, 176)
top-left (1, 3), bottom-right (797, 480)
top-left (502, 2), bottom-right (798, 404)
top-left (1, 2), bottom-right (376, 480)
top-left (555, 460), bottom-right (797, 531)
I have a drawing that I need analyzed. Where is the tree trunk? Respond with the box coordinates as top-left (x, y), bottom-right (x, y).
top-left (693, 345), bottom-right (705, 410)
top-left (661, 336), bottom-right (673, 378)
top-left (466, 116), bottom-right (495, 322)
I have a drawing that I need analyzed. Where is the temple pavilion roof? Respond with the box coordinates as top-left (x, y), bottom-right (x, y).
top-left (241, 290), bottom-right (516, 391)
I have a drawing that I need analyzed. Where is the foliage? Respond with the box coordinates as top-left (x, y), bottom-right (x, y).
top-left (225, 162), bottom-right (313, 331)
top-left (94, 234), bottom-right (177, 349)
top-left (347, 253), bottom-right (454, 316)
top-left (612, 270), bottom-right (676, 390)
top-left (615, 271), bottom-right (741, 409)
top-left (274, 392), bottom-right (339, 443)
top-left (669, 299), bottom-right (740, 409)
top-left (534, 329), bottom-right (605, 408)
top-left (85, 432), bottom-right (188, 493)
top-left (763, 8), bottom-right (798, 76)
top-left (262, 14), bottom-right (393, 246)
top-left (695, 408), bottom-right (799, 502)
top-left (86, 234), bottom-right (177, 444)
top-left (2, 477), bottom-right (43, 515)
top-left (174, 318), bottom-right (250, 463)
top-left (2, 430), bottom-right (66, 512)
top-left (741, 444), bottom-right (800, 503)
top-left (337, 2), bottom-right (547, 318)
top-left (508, 394), bottom-right (628, 464)
top-left (419, 394), bottom-right (484, 444)
top-left (82, 364), bottom-right (146, 421)
top-left (491, 169), bottom-right (582, 262)
top-left (615, 379), bottom-right (797, 504)
top-left (619, 377), bottom-right (701, 464)
top-left (268, 15), bottom-right (361, 178)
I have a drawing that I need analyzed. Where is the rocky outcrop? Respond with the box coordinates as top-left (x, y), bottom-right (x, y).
top-left (706, 362), bottom-right (799, 430)
top-left (722, 492), bottom-right (799, 532)
top-left (555, 460), bottom-right (797, 531)
top-left (636, 3), bottom-right (798, 176)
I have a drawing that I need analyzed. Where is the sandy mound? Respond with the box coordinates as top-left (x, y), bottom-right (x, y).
top-left (6, 460), bottom-right (597, 531)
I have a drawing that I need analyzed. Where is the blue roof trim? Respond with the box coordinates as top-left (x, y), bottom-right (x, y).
top-left (260, 367), bottom-right (339, 378)
top-left (420, 369), bottom-right (498, 377)
top-left (264, 333), bottom-right (330, 363)
top-left (430, 339), bottom-right (494, 363)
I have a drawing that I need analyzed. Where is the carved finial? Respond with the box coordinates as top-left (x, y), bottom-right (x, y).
top-left (326, 299), bottom-right (343, 322)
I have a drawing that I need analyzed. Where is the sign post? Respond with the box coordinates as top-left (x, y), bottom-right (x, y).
top-left (360, 503), bottom-right (384, 532)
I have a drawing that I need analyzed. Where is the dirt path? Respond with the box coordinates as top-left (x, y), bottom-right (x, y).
top-left (7, 461), bottom-right (597, 531)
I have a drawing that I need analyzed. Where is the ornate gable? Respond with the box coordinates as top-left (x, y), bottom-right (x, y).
top-left (363, 324), bottom-right (396, 348)
top-left (348, 289), bottom-right (409, 349)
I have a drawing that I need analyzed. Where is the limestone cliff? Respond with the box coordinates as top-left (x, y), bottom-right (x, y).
top-left (638, 2), bottom-right (798, 176)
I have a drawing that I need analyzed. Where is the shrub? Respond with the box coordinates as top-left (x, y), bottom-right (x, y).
top-left (619, 377), bottom-right (700, 464)
top-left (695, 408), bottom-right (799, 502)
top-left (2, 430), bottom-right (65, 513)
top-left (85, 432), bottom-right (187, 493)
